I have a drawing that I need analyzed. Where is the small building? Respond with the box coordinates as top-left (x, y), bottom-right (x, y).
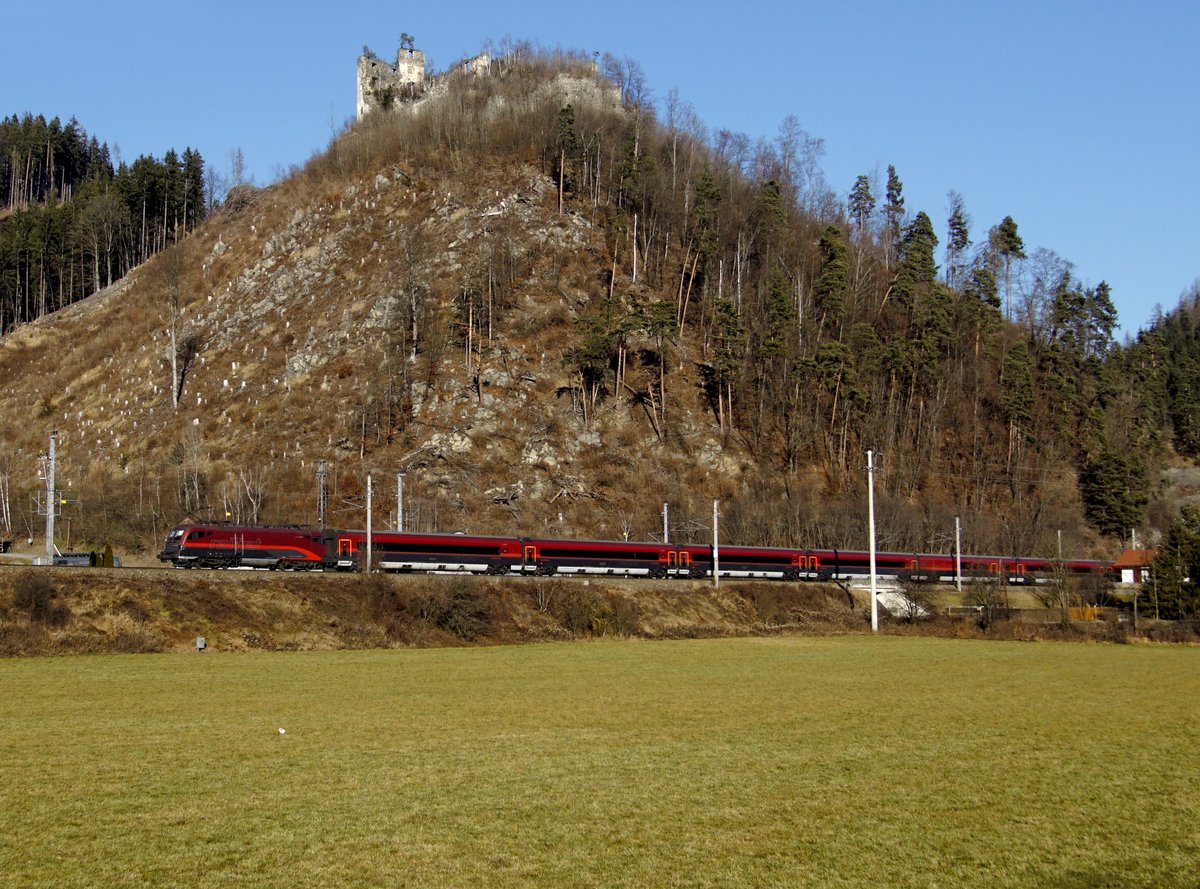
top-left (1113, 549), bottom-right (1155, 585)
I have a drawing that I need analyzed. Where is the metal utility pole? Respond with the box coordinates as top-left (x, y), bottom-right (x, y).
top-left (662, 503), bottom-right (669, 544)
top-left (366, 474), bottom-right (373, 574)
top-left (712, 499), bottom-right (720, 589)
top-left (868, 450), bottom-right (878, 633)
top-left (40, 432), bottom-right (59, 562)
top-left (1058, 528), bottom-right (1069, 626)
top-left (316, 460), bottom-right (327, 528)
top-left (955, 515), bottom-right (962, 593)
top-left (397, 472), bottom-right (405, 532)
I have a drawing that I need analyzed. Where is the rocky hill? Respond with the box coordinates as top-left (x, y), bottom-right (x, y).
top-left (0, 47), bottom-right (1158, 563)
top-left (0, 61), bottom-right (739, 557)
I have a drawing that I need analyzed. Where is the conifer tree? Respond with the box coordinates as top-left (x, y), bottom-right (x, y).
top-left (1000, 342), bottom-right (1034, 471)
top-left (945, 191), bottom-right (970, 289)
top-left (883, 164), bottom-right (905, 266)
top-left (556, 104), bottom-right (581, 214)
top-left (991, 215), bottom-right (1026, 319)
top-left (814, 224), bottom-right (849, 335)
top-left (1081, 449), bottom-right (1148, 538)
top-left (711, 297), bottom-right (744, 435)
top-left (848, 174), bottom-right (875, 236)
top-left (893, 211), bottom-right (938, 319)
top-left (1146, 505), bottom-right (1200, 618)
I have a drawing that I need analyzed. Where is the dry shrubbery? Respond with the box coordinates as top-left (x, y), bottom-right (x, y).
top-left (94, 612), bottom-right (164, 654)
top-left (0, 571), bottom-right (162, 655)
top-left (526, 577), bottom-right (643, 636)
top-left (13, 571), bottom-right (70, 627)
top-left (733, 582), bottom-right (858, 631)
top-left (355, 573), bottom-right (493, 642)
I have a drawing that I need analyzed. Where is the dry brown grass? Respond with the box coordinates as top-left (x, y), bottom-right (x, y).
top-left (0, 565), bottom-right (1193, 658)
top-left (0, 567), bottom-right (867, 656)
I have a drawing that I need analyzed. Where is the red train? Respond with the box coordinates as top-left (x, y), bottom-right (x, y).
top-left (158, 523), bottom-right (1115, 584)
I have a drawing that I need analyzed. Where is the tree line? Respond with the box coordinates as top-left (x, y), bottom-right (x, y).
top-left (306, 44), bottom-right (1176, 560)
top-left (0, 113), bottom-right (206, 332)
top-left (7, 46), bottom-right (1192, 583)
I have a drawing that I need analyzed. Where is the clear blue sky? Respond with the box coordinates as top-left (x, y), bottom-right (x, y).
top-left (4, 0), bottom-right (1196, 336)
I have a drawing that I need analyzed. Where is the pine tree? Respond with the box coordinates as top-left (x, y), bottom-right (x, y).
top-left (883, 164), bottom-right (905, 266)
top-left (991, 215), bottom-right (1025, 319)
top-left (1000, 342), bottom-right (1034, 472)
top-left (1146, 505), bottom-right (1200, 618)
top-left (848, 174), bottom-right (875, 236)
top-left (814, 224), bottom-right (849, 335)
top-left (1080, 449), bottom-right (1148, 538)
top-left (892, 211), bottom-right (939, 319)
top-left (945, 191), bottom-right (970, 289)
top-left (555, 104), bottom-right (581, 214)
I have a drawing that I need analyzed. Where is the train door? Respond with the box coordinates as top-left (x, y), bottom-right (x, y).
top-left (523, 545), bottom-right (538, 572)
top-left (679, 550), bottom-right (692, 576)
top-left (337, 538), bottom-right (355, 568)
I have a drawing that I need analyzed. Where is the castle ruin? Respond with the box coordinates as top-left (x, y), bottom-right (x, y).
top-left (357, 43), bottom-right (496, 120)
top-left (356, 47), bottom-right (427, 119)
top-left (356, 41), bottom-right (622, 125)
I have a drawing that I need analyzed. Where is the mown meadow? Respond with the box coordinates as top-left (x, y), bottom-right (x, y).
top-left (1, 637), bottom-right (1195, 887)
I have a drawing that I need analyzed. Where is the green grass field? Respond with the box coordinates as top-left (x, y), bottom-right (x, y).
top-left (1, 637), bottom-right (1196, 887)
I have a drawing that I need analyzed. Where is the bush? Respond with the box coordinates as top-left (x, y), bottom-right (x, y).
top-left (407, 578), bottom-right (491, 641)
top-left (605, 593), bottom-right (641, 636)
top-left (359, 573), bottom-right (403, 620)
top-left (440, 584), bottom-right (491, 640)
top-left (550, 585), bottom-right (611, 635)
top-left (13, 571), bottom-right (70, 627)
top-left (104, 613), bottom-right (164, 654)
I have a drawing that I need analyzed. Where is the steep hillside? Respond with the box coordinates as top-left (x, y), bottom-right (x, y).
top-left (0, 69), bottom-right (736, 556)
top-left (0, 48), bottom-right (1156, 562)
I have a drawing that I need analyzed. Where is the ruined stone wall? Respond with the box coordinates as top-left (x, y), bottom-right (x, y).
top-left (356, 48), bottom-right (427, 120)
top-left (356, 45), bottom-right (617, 122)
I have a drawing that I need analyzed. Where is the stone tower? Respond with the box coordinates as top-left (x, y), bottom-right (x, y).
top-left (356, 46), bottom-right (426, 120)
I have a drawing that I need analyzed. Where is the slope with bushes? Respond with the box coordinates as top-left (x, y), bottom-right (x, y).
top-left (0, 46), bottom-right (1179, 567)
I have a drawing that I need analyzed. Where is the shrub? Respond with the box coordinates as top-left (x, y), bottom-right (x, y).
top-left (103, 613), bottom-right (164, 654)
top-left (440, 584), bottom-right (491, 640)
top-left (359, 573), bottom-right (403, 620)
top-left (13, 571), bottom-right (70, 627)
top-left (605, 593), bottom-right (641, 637)
top-left (551, 584), bottom-right (611, 635)
top-left (407, 578), bottom-right (491, 641)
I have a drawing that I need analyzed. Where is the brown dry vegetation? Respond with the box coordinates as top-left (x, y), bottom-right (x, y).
top-left (0, 45), bottom-right (1157, 569)
top-left (0, 567), bottom-right (865, 657)
top-left (1, 567), bottom-right (1190, 658)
